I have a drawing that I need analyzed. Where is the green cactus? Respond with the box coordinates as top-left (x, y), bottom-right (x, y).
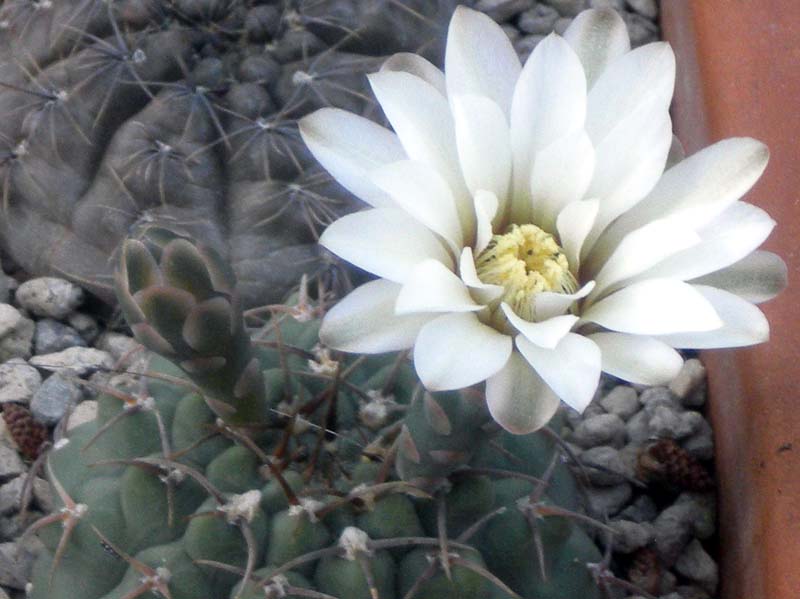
top-left (25, 230), bottom-right (623, 599)
top-left (0, 0), bottom-right (461, 308)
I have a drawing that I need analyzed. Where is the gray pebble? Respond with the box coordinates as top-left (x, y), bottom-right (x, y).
top-left (626, 410), bottom-right (651, 443)
top-left (0, 511), bottom-right (39, 546)
top-left (658, 570), bottom-right (679, 599)
top-left (585, 482), bottom-right (632, 517)
top-left (30, 372), bottom-right (83, 426)
top-left (0, 446), bottom-right (24, 482)
top-left (675, 585), bottom-right (712, 599)
top-left (0, 271), bottom-right (13, 306)
top-left (33, 318), bottom-right (86, 355)
top-left (0, 359), bottom-right (41, 404)
top-left (600, 386), bottom-right (640, 420)
top-left (653, 501), bottom-right (695, 565)
top-left (669, 358), bottom-right (707, 407)
top-left (475, 0), bottom-right (534, 22)
top-left (682, 418), bottom-right (714, 461)
top-left (553, 16), bottom-right (573, 35)
top-left (67, 400), bottom-right (98, 431)
top-left (94, 332), bottom-right (141, 365)
top-left (544, 0), bottom-right (587, 17)
top-left (0, 478), bottom-right (25, 517)
top-left (14, 277), bottom-right (83, 320)
top-left (617, 442), bottom-right (644, 480)
top-left (570, 413), bottom-right (626, 448)
top-left (514, 35), bottom-right (546, 63)
top-left (518, 4), bottom-right (560, 34)
top-left (589, 0), bottom-right (625, 9)
top-left (640, 386), bottom-right (679, 410)
top-left (648, 405), bottom-right (691, 439)
top-left (607, 519), bottom-right (653, 553)
top-left (619, 494), bottom-right (658, 523)
top-left (580, 445), bottom-right (626, 485)
top-left (31, 477), bottom-right (54, 513)
top-left (623, 11), bottom-right (659, 46)
top-left (29, 347), bottom-right (113, 377)
top-left (626, 0), bottom-right (658, 19)
top-left (675, 539), bottom-right (718, 595)
top-left (501, 23), bottom-right (521, 42)
top-left (67, 312), bottom-right (101, 344)
top-left (678, 411), bottom-right (704, 438)
top-left (0, 540), bottom-right (37, 589)
top-left (0, 305), bottom-right (33, 362)
top-left (676, 492), bottom-right (716, 540)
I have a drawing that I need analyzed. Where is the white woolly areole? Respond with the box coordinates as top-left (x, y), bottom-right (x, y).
top-left (141, 566), bottom-right (171, 586)
top-left (222, 490), bottom-right (262, 524)
top-left (53, 438), bottom-right (70, 450)
top-left (307, 344), bottom-right (339, 376)
top-left (358, 390), bottom-right (397, 430)
top-left (288, 498), bottom-right (325, 522)
top-left (349, 483), bottom-right (376, 511)
top-left (61, 503), bottom-right (88, 522)
top-left (338, 527), bottom-right (371, 561)
top-left (263, 574), bottom-right (290, 598)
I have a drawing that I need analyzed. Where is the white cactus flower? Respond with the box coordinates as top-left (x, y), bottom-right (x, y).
top-left (299, 7), bottom-right (787, 434)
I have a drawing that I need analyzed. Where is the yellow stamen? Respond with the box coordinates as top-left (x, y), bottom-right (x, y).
top-left (475, 224), bottom-right (576, 320)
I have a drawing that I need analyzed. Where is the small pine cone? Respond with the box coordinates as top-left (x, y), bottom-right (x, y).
top-left (637, 438), bottom-right (714, 492)
top-left (627, 547), bottom-right (662, 595)
top-left (2, 404), bottom-right (48, 460)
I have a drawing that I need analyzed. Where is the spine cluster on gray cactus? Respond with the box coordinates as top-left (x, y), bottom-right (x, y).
top-left (0, 0), bottom-right (461, 308)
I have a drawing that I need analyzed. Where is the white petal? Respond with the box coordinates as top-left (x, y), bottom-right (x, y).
top-left (632, 202), bottom-right (776, 282)
top-left (445, 6), bottom-right (521, 116)
top-left (596, 138), bottom-right (770, 258)
top-left (370, 160), bottom-right (463, 252)
top-left (381, 53), bottom-right (446, 96)
top-left (452, 94), bottom-right (512, 205)
top-left (510, 33), bottom-right (587, 222)
top-left (459, 247), bottom-right (504, 304)
top-left (396, 259), bottom-right (483, 315)
top-left (486, 351), bottom-right (561, 434)
top-left (563, 8), bottom-right (630, 89)
top-left (320, 280), bottom-right (432, 353)
top-left (299, 108), bottom-right (405, 208)
top-left (533, 280), bottom-right (595, 321)
top-left (320, 209), bottom-right (452, 283)
top-left (501, 304), bottom-right (577, 349)
top-left (368, 71), bottom-right (474, 236)
top-left (516, 333), bottom-right (601, 412)
top-left (587, 332), bottom-right (683, 385)
top-left (556, 199), bottom-right (599, 276)
top-left (587, 218), bottom-right (701, 301)
top-left (474, 189), bottom-right (499, 256)
top-left (583, 110), bottom-right (673, 249)
top-left (414, 312), bottom-right (512, 390)
top-left (657, 285), bottom-right (769, 348)
top-left (581, 278), bottom-right (723, 335)
top-left (585, 42), bottom-right (675, 144)
top-left (691, 250), bottom-right (788, 304)
top-left (530, 129), bottom-right (595, 233)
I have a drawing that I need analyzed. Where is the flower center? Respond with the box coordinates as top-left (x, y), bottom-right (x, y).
top-left (475, 224), bottom-right (576, 320)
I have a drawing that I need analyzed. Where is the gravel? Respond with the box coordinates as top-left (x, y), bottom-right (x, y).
top-left (562, 353), bottom-right (720, 598)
